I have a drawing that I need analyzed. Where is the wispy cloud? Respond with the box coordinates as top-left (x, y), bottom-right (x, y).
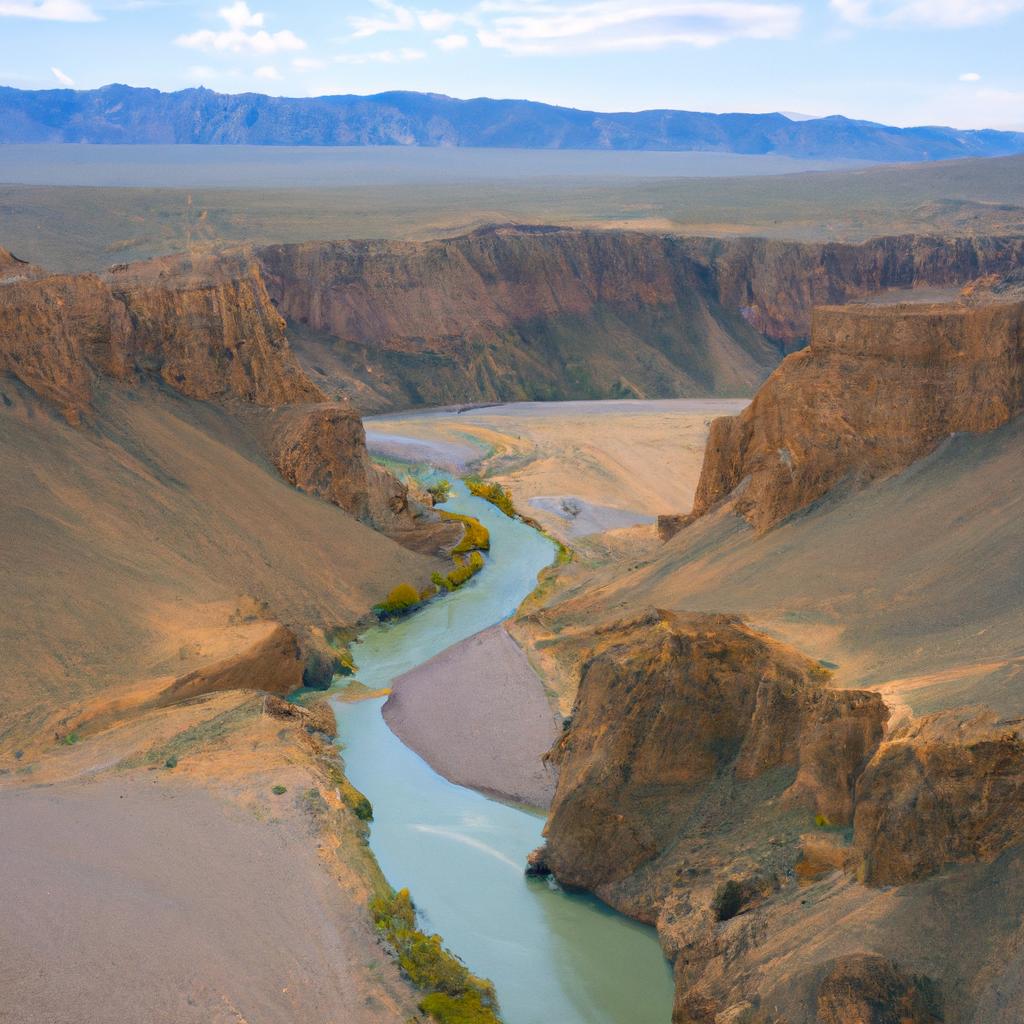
top-left (50, 65), bottom-right (74, 85)
top-left (349, 0), bottom-right (457, 38)
top-left (292, 56), bottom-right (327, 70)
top-left (959, 71), bottom-right (981, 81)
top-left (475, 0), bottom-right (801, 55)
top-left (253, 63), bottom-right (281, 78)
top-left (346, 0), bottom-right (799, 55)
top-left (434, 31), bottom-right (469, 47)
top-left (831, 0), bottom-right (1024, 27)
top-left (0, 0), bottom-right (97, 20)
top-left (176, 1), bottom-right (306, 54)
top-left (335, 46), bottom-right (427, 62)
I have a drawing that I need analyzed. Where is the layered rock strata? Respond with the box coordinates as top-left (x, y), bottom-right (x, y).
top-left (691, 300), bottom-right (1024, 531)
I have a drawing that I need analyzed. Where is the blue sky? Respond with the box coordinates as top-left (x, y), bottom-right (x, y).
top-left (1, 0), bottom-right (1022, 129)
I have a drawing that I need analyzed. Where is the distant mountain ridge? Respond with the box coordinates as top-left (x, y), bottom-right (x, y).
top-left (2, 84), bottom-right (1023, 162)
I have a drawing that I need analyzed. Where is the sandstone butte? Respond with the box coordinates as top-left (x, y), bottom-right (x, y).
top-left (691, 298), bottom-right (1024, 532)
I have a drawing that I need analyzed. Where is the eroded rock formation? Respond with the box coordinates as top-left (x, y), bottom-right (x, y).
top-left (854, 709), bottom-right (1024, 886)
top-left (255, 229), bottom-right (1024, 411)
top-left (542, 611), bottom-right (887, 891)
top-left (691, 300), bottom-right (1024, 531)
top-left (0, 249), bottom-right (320, 423)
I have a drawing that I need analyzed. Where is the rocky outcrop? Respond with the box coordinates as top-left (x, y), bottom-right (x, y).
top-left (691, 300), bottom-right (1024, 531)
top-left (0, 249), bottom-right (321, 423)
top-left (853, 709), bottom-right (1024, 886)
top-left (269, 401), bottom-right (455, 546)
top-left (542, 611), bottom-right (887, 891)
top-left (815, 955), bottom-right (943, 1024)
top-left (680, 234), bottom-right (1024, 350)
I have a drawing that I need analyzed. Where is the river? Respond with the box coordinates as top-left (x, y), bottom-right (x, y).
top-left (333, 480), bottom-right (675, 1024)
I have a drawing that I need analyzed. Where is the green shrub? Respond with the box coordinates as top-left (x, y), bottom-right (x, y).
top-left (61, 732), bottom-right (80, 746)
top-left (370, 888), bottom-right (499, 1024)
top-left (419, 990), bottom-right (499, 1024)
top-left (164, 755), bottom-right (178, 770)
top-left (427, 479), bottom-right (453, 504)
top-left (445, 551), bottom-right (485, 590)
top-left (465, 477), bottom-right (516, 519)
top-left (271, 784), bottom-right (287, 795)
top-left (432, 571), bottom-right (450, 592)
top-left (374, 582), bottom-right (422, 618)
top-left (440, 511), bottom-right (490, 554)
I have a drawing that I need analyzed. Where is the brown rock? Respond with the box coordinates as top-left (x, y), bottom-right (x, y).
top-left (542, 610), bottom-right (887, 890)
top-left (815, 954), bottom-right (942, 1024)
top-left (0, 249), bottom-right (321, 423)
top-left (691, 301), bottom-right (1024, 532)
top-left (853, 709), bottom-right (1024, 886)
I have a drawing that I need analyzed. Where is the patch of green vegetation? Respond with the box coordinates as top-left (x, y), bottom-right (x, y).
top-left (465, 477), bottom-right (517, 519)
top-left (320, 760), bottom-right (374, 821)
top-left (61, 732), bottom-right (80, 746)
top-left (374, 582), bottom-right (424, 619)
top-left (440, 510), bottom-right (490, 554)
top-left (371, 888), bottom-right (500, 1024)
top-left (272, 784), bottom-right (287, 795)
top-left (443, 551), bottom-right (486, 591)
top-left (428, 479), bottom-right (453, 504)
top-left (164, 755), bottom-right (178, 769)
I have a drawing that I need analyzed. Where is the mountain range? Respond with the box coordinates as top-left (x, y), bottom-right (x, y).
top-left (2, 84), bottom-right (1024, 162)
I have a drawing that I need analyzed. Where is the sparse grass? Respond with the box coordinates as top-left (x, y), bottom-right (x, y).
top-left (370, 888), bottom-right (500, 1024)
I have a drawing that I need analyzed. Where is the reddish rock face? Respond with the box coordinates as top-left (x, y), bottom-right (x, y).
top-left (254, 230), bottom-right (1024, 411)
top-left (542, 611), bottom-right (887, 891)
top-left (0, 250), bottom-right (321, 423)
top-left (854, 709), bottom-right (1024, 886)
top-left (691, 300), bottom-right (1024, 532)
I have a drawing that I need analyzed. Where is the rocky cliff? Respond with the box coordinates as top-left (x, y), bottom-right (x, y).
top-left (691, 299), bottom-right (1024, 531)
top-left (0, 249), bottom-right (321, 423)
top-left (541, 610), bottom-right (886, 890)
top-left (256, 229), bottom-right (1024, 411)
top-left (537, 611), bottom-right (1024, 1022)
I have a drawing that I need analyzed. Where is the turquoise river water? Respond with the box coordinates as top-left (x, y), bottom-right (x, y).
top-left (333, 481), bottom-right (675, 1024)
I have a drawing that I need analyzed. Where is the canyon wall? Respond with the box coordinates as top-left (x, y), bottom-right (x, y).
top-left (691, 299), bottom-right (1024, 531)
top-left (539, 612), bottom-right (1024, 1022)
top-left (0, 249), bottom-right (321, 424)
top-left (256, 228), bottom-right (1024, 411)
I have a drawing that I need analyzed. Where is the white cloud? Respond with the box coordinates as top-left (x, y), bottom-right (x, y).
top-left (335, 46), bottom-right (426, 62)
top-left (0, 0), bottom-right (97, 20)
top-left (50, 65), bottom-right (74, 85)
top-left (475, 0), bottom-right (801, 55)
top-left (292, 56), bottom-right (327, 70)
top-left (435, 31), bottom-right (469, 48)
top-left (349, 0), bottom-right (459, 37)
top-left (176, 1), bottom-right (306, 54)
top-left (959, 71), bottom-right (981, 81)
top-left (831, 0), bottom-right (1024, 26)
top-left (253, 63), bottom-right (281, 78)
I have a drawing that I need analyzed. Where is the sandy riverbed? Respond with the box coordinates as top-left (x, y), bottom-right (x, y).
top-left (382, 624), bottom-right (561, 809)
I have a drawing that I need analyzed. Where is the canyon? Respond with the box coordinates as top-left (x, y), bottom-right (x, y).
top-left (521, 286), bottom-right (1024, 1022)
top-left (3, 213), bottom-right (1024, 1024)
